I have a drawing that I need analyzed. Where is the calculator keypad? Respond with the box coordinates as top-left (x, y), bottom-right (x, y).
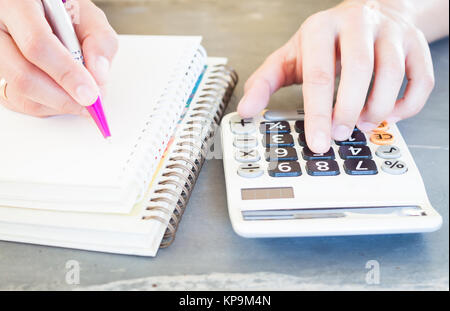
top-left (306, 160), bottom-right (340, 176)
top-left (230, 116), bottom-right (257, 135)
top-left (376, 145), bottom-right (401, 159)
top-left (302, 147), bottom-right (335, 160)
top-left (381, 159), bottom-right (408, 175)
top-left (339, 145), bottom-right (372, 159)
top-left (335, 130), bottom-right (367, 146)
top-left (230, 117), bottom-right (408, 178)
top-left (370, 132), bottom-right (394, 145)
top-left (268, 161), bottom-right (302, 177)
top-left (234, 135), bottom-right (257, 149)
top-left (237, 163), bottom-right (264, 178)
top-left (235, 149), bottom-right (260, 163)
top-left (265, 147), bottom-right (298, 162)
top-left (260, 121), bottom-right (291, 134)
top-left (344, 159), bottom-right (378, 175)
top-left (263, 133), bottom-right (295, 148)
top-left (294, 120), bottom-right (304, 133)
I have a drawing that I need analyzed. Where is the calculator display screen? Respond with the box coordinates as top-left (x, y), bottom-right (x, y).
top-left (241, 187), bottom-right (294, 200)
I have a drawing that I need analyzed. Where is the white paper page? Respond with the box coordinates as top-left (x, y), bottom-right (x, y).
top-left (0, 35), bottom-right (202, 210)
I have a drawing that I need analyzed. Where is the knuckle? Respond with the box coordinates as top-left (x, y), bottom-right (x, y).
top-left (348, 54), bottom-right (373, 73)
top-left (379, 60), bottom-right (405, 82)
top-left (57, 64), bottom-right (77, 86)
top-left (13, 72), bottom-right (35, 95)
top-left (421, 73), bottom-right (435, 92)
top-left (304, 69), bottom-right (333, 85)
top-left (22, 33), bottom-right (46, 61)
top-left (301, 10), bottom-right (329, 33)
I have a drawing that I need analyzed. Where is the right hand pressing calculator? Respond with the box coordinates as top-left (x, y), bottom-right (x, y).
top-left (220, 110), bottom-right (442, 238)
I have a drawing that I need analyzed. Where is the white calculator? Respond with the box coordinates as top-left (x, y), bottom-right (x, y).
top-left (221, 110), bottom-right (442, 238)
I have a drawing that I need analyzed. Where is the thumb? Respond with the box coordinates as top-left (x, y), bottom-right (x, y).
top-left (237, 40), bottom-right (302, 118)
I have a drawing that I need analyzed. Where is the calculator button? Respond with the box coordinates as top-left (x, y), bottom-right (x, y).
top-left (235, 149), bottom-right (260, 163)
top-left (294, 120), bottom-right (305, 133)
top-left (265, 147), bottom-right (298, 162)
top-left (263, 133), bottom-right (294, 147)
top-left (306, 160), bottom-right (340, 176)
top-left (335, 130), bottom-right (367, 146)
top-left (268, 161), bottom-right (302, 177)
top-left (344, 159), bottom-right (378, 175)
top-left (259, 121), bottom-right (291, 134)
top-left (302, 146), bottom-right (335, 160)
top-left (230, 116), bottom-right (256, 135)
top-left (339, 145), bottom-right (372, 159)
top-left (370, 131), bottom-right (394, 145)
top-left (375, 145), bottom-right (401, 159)
top-left (233, 135), bottom-right (257, 149)
top-left (373, 121), bottom-right (389, 132)
top-left (381, 160), bottom-right (408, 175)
top-left (298, 132), bottom-right (307, 147)
top-left (237, 163), bottom-right (264, 178)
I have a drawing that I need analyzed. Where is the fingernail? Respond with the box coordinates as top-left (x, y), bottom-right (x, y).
top-left (95, 56), bottom-right (110, 85)
top-left (75, 85), bottom-right (98, 106)
top-left (357, 121), bottom-right (377, 132)
top-left (332, 125), bottom-right (352, 141)
top-left (310, 130), bottom-right (330, 153)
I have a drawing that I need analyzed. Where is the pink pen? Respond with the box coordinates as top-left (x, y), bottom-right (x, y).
top-left (42, 0), bottom-right (111, 138)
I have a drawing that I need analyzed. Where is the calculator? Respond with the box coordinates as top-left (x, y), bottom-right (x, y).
top-left (220, 110), bottom-right (442, 238)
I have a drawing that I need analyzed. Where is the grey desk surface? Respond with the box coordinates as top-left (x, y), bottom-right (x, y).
top-left (0, 0), bottom-right (448, 290)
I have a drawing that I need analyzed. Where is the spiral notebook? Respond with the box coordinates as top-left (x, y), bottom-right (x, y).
top-left (0, 35), bottom-right (237, 256)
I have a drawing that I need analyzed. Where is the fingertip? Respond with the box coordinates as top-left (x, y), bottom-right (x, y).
top-left (307, 130), bottom-right (331, 154)
top-left (237, 96), bottom-right (258, 118)
top-left (356, 120), bottom-right (377, 133)
top-left (331, 124), bottom-right (353, 141)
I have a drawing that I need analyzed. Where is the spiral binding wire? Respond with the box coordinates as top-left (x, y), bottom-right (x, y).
top-left (141, 63), bottom-right (238, 248)
top-left (122, 47), bottom-right (208, 202)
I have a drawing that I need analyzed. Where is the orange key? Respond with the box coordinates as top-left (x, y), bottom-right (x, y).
top-left (370, 131), bottom-right (394, 145)
top-left (374, 121), bottom-right (389, 132)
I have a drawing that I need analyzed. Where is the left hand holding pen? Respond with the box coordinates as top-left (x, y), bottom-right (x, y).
top-left (0, 0), bottom-right (118, 117)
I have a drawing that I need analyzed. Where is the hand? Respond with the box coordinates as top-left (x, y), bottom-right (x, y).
top-left (0, 0), bottom-right (118, 117)
top-left (238, 0), bottom-right (435, 153)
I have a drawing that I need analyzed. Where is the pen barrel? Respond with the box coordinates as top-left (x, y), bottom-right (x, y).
top-left (42, 0), bottom-right (84, 64)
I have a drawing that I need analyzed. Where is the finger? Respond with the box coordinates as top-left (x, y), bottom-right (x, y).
top-left (332, 23), bottom-right (374, 140)
top-left (357, 29), bottom-right (405, 132)
top-left (300, 13), bottom-right (337, 153)
top-left (75, 0), bottom-right (119, 86)
top-left (1, 96), bottom-right (63, 118)
top-left (387, 30), bottom-right (434, 123)
top-left (0, 30), bottom-right (87, 116)
top-left (237, 38), bottom-right (301, 118)
top-left (2, 0), bottom-right (100, 107)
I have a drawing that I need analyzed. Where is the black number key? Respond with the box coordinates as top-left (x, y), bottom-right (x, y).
top-left (298, 132), bottom-right (307, 147)
top-left (335, 130), bottom-right (367, 146)
top-left (306, 160), bottom-right (340, 176)
top-left (339, 145), bottom-right (372, 159)
top-left (302, 146), bottom-right (335, 160)
top-left (294, 120), bottom-right (305, 133)
top-left (260, 121), bottom-right (291, 134)
top-left (344, 159), bottom-right (378, 175)
top-left (263, 133), bottom-right (294, 147)
top-left (265, 147), bottom-right (298, 162)
top-left (268, 161), bottom-right (302, 177)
